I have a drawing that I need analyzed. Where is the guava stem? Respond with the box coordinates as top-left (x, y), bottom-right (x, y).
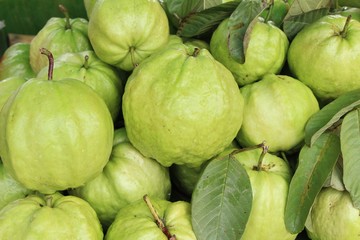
top-left (264, 0), bottom-right (274, 23)
top-left (230, 141), bottom-right (267, 156)
top-left (256, 144), bottom-right (269, 171)
top-left (83, 55), bottom-right (90, 69)
top-left (39, 48), bottom-right (54, 80)
top-left (192, 47), bottom-right (200, 57)
top-left (340, 15), bottom-right (352, 38)
top-left (143, 195), bottom-right (176, 240)
top-left (59, 4), bottom-right (71, 30)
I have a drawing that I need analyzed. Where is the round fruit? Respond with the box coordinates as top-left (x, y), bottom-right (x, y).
top-left (0, 43), bottom-right (35, 80)
top-left (232, 147), bottom-right (297, 240)
top-left (236, 74), bottom-right (319, 153)
top-left (70, 127), bottom-right (171, 228)
top-left (88, 0), bottom-right (169, 71)
top-left (122, 43), bottom-right (244, 167)
top-left (105, 196), bottom-right (196, 239)
top-left (210, 17), bottom-right (289, 86)
top-left (36, 50), bottom-right (124, 121)
top-left (287, 14), bottom-right (360, 100)
top-left (305, 187), bottom-right (360, 240)
top-left (0, 192), bottom-right (103, 239)
top-left (0, 50), bottom-right (114, 194)
top-left (29, 6), bottom-right (92, 73)
top-left (0, 76), bottom-right (26, 112)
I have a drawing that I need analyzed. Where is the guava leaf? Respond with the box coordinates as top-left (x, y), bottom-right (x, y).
top-left (323, 161), bottom-right (345, 191)
top-left (177, 1), bottom-right (240, 37)
top-left (283, 8), bottom-right (329, 39)
top-left (166, 0), bottom-right (202, 19)
top-left (305, 89), bottom-right (360, 147)
top-left (285, 0), bottom-right (332, 18)
top-left (341, 108), bottom-right (360, 209)
top-left (227, 0), bottom-right (267, 64)
top-left (284, 132), bottom-right (341, 234)
top-left (191, 155), bottom-right (252, 240)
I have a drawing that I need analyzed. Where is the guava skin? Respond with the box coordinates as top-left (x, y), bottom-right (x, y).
top-left (36, 50), bottom-right (124, 121)
top-left (236, 74), bottom-right (319, 153)
top-left (0, 161), bottom-right (32, 210)
top-left (0, 43), bottom-right (35, 80)
top-left (210, 18), bottom-right (289, 86)
top-left (122, 44), bottom-right (244, 167)
top-left (0, 193), bottom-right (103, 240)
top-left (0, 78), bottom-right (114, 194)
top-left (305, 187), bottom-right (360, 240)
top-left (0, 77), bottom-right (26, 112)
top-left (88, 0), bottom-right (170, 71)
top-left (29, 17), bottom-right (92, 73)
top-left (232, 148), bottom-right (297, 240)
top-left (105, 198), bottom-right (196, 240)
top-left (70, 128), bottom-right (171, 228)
top-left (287, 14), bottom-right (360, 101)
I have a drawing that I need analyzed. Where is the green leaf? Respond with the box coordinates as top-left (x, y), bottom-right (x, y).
top-left (341, 108), bottom-right (360, 209)
top-left (284, 132), bottom-right (341, 234)
top-left (323, 161), bottom-right (345, 191)
top-left (305, 89), bottom-right (360, 147)
top-left (166, 0), bottom-right (202, 19)
top-left (177, 1), bottom-right (240, 37)
top-left (285, 0), bottom-right (332, 18)
top-left (227, 0), bottom-right (267, 64)
top-left (283, 8), bottom-right (329, 39)
top-left (191, 155), bottom-right (252, 240)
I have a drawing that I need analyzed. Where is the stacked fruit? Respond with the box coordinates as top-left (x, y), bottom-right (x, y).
top-left (0, 0), bottom-right (360, 239)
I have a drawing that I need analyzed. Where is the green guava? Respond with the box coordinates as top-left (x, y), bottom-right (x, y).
top-left (122, 43), bottom-right (244, 167)
top-left (0, 76), bottom-right (26, 112)
top-left (29, 7), bottom-right (92, 73)
top-left (105, 196), bottom-right (196, 239)
top-left (236, 74), bottom-right (319, 153)
top-left (231, 147), bottom-right (297, 240)
top-left (0, 192), bottom-right (103, 239)
top-left (0, 43), bottom-right (35, 80)
top-left (287, 14), bottom-right (360, 101)
top-left (69, 127), bottom-right (171, 228)
top-left (0, 160), bottom-right (32, 210)
top-left (305, 187), bottom-right (360, 240)
top-left (0, 50), bottom-right (114, 194)
top-left (36, 50), bottom-right (124, 121)
top-left (210, 17), bottom-right (289, 86)
top-left (88, 0), bottom-right (169, 71)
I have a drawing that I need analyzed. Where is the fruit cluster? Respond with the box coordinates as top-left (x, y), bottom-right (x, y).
top-left (1, 0), bottom-right (360, 240)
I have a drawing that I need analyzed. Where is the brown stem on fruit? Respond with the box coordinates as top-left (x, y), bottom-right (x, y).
top-left (255, 144), bottom-right (269, 171)
top-left (83, 55), bottom-right (90, 69)
top-left (129, 46), bottom-right (139, 68)
top-left (59, 4), bottom-right (71, 30)
top-left (192, 47), bottom-right (200, 57)
top-left (340, 15), bottom-right (352, 38)
top-left (39, 48), bottom-right (54, 80)
top-left (143, 195), bottom-right (176, 240)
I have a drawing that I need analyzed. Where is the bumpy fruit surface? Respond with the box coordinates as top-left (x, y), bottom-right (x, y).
top-left (88, 0), bottom-right (169, 71)
top-left (0, 78), bottom-right (114, 194)
top-left (287, 14), bottom-right (360, 100)
top-left (210, 18), bottom-right (289, 86)
top-left (236, 74), bottom-right (319, 152)
top-left (305, 187), bottom-right (360, 240)
top-left (122, 43), bottom-right (244, 167)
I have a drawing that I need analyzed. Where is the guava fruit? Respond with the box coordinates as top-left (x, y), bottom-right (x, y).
top-left (105, 196), bottom-right (196, 239)
top-left (0, 76), bottom-right (26, 112)
top-left (305, 187), bottom-right (360, 240)
top-left (29, 5), bottom-right (92, 73)
top-left (88, 0), bottom-right (169, 71)
top-left (0, 160), bottom-right (32, 210)
top-left (0, 42), bottom-right (35, 80)
top-left (36, 50), bottom-right (124, 121)
top-left (287, 14), bottom-right (360, 101)
top-left (122, 43), bottom-right (244, 167)
top-left (210, 17), bottom-right (289, 86)
top-left (236, 74), bottom-right (319, 153)
top-left (0, 192), bottom-right (103, 240)
top-left (0, 49), bottom-right (114, 194)
top-left (70, 127), bottom-right (171, 228)
top-left (231, 147), bottom-right (297, 240)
